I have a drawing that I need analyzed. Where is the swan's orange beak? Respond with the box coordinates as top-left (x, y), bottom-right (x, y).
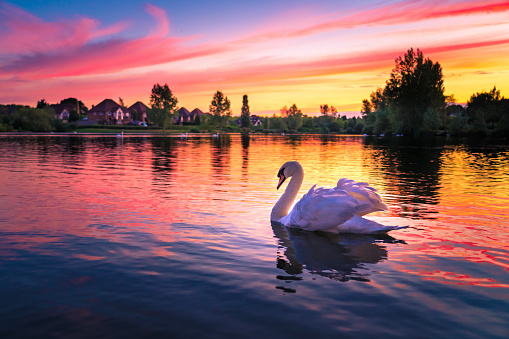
top-left (277, 174), bottom-right (286, 190)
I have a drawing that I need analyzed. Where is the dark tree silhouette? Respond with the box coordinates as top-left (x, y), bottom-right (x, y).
top-left (209, 90), bottom-right (231, 132)
top-left (240, 94), bottom-right (250, 129)
top-left (149, 83), bottom-right (178, 132)
top-left (384, 48), bottom-right (446, 134)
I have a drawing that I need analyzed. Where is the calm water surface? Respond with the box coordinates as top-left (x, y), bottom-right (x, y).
top-left (0, 134), bottom-right (508, 338)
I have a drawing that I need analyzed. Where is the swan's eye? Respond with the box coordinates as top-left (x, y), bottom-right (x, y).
top-left (277, 167), bottom-right (285, 178)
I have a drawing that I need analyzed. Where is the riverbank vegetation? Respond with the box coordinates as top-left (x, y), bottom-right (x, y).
top-left (1, 48), bottom-right (508, 137)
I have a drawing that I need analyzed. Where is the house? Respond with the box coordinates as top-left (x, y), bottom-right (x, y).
top-left (235, 114), bottom-right (263, 127)
top-left (87, 99), bottom-right (129, 124)
top-left (127, 102), bottom-right (149, 122)
top-left (251, 115), bottom-right (263, 126)
top-left (176, 107), bottom-right (208, 124)
top-left (176, 107), bottom-right (191, 124)
top-left (50, 103), bottom-right (75, 122)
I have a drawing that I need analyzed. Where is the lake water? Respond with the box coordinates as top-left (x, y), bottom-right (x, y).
top-left (0, 134), bottom-right (508, 338)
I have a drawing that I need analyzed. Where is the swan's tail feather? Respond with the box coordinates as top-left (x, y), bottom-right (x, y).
top-left (328, 215), bottom-right (406, 234)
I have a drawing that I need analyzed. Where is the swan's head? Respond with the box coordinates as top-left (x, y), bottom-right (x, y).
top-left (276, 161), bottom-right (302, 189)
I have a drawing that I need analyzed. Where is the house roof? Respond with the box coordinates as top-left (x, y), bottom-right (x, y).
top-left (50, 103), bottom-right (75, 115)
top-left (178, 107), bottom-right (190, 118)
top-left (190, 108), bottom-right (204, 118)
top-left (89, 99), bottom-right (123, 113)
top-left (127, 101), bottom-right (148, 114)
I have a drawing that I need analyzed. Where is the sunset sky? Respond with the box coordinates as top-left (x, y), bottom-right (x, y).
top-left (1, 0), bottom-right (509, 116)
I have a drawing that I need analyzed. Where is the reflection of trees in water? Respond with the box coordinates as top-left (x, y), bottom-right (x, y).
top-left (363, 136), bottom-right (444, 219)
top-left (241, 135), bottom-right (249, 181)
top-left (272, 222), bottom-right (401, 292)
top-left (211, 135), bottom-right (231, 176)
top-left (150, 137), bottom-right (177, 189)
top-left (286, 134), bottom-right (302, 148)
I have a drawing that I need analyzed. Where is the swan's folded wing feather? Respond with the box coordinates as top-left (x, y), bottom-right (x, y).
top-left (335, 178), bottom-right (387, 216)
top-left (281, 185), bottom-right (361, 231)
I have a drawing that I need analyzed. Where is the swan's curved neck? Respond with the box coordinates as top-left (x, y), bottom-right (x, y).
top-left (271, 169), bottom-right (304, 221)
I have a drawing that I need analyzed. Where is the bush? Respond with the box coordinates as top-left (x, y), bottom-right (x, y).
top-left (0, 122), bottom-right (13, 132)
top-left (12, 107), bottom-right (56, 132)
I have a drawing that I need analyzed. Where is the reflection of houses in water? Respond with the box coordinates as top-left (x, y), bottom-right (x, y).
top-left (272, 222), bottom-right (401, 292)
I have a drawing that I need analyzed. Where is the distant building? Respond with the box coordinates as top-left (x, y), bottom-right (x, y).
top-left (127, 102), bottom-right (149, 122)
top-left (176, 108), bottom-right (208, 124)
top-left (235, 114), bottom-right (263, 127)
top-left (50, 103), bottom-right (75, 122)
top-left (87, 99), bottom-right (129, 124)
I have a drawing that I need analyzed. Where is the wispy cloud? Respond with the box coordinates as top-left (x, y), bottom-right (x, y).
top-left (235, 0), bottom-right (509, 44)
top-left (0, 2), bottom-right (127, 55)
top-left (0, 3), bottom-right (229, 79)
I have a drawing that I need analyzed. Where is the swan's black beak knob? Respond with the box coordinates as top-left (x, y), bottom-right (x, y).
top-left (277, 167), bottom-right (286, 190)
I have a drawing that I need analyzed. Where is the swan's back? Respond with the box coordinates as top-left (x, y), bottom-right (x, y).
top-left (335, 178), bottom-right (387, 215)
top-left (280, 185), bottom-right (371, 231)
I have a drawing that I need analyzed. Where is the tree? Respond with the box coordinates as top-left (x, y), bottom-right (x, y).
top-left (131, 109), bottom-right (139, 121)
top-left (284, 104), bottom-right (303, 131)
top-left (12, 107), bottom-right (57, 132)
top-left (369, 87), bottom-right (387, 112)
top-left (320, 104), bottom-right (330, 116)
top-left (59, 98), bottom-right (88, 115)
top-left (384, 48), bottom-right (446, 134)
top-left (209, 90), bottom-right (231, 132)
top-left (263, 116), bottom-right (270, 130)
top-left (467, 86), bottom-right (504, 129)
top-left (330, 106), bottom-right (338, 118)
top-left (37, 99), bottom-right (49, 108)
top-left (361, 99), bottom-right (372, 117)
top-left (69, 109), bottom-right (79, 122)
top-left (119, 97), bottom-right (125, 107)
top-left (149, 83), bottom-right (178, 132)
top-left (240, 94), bottom-right (251, 129)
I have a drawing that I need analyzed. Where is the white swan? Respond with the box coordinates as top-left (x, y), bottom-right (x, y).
top-left (271, 161), bottom-right (404, 234)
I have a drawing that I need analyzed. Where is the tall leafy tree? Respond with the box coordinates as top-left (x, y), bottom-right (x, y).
top-left (369, 87), bottom-right (387, 112)
top-left (209, 90), bottom-right (231, 132)
top-left (467, 86), bottom-right (504, 129)
top-left (384, 48), bottom-right (446, 134)
top-left (240, 94), bottom-right (251, 129)
top-left (360, 99), bottom-right (372, 117)
top-left (149, 83), bottom-right (178, 132)
top-left (60, 98), bottom-right (88, 114)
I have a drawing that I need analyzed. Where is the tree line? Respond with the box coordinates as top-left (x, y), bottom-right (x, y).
top-left (360, 48), bottom-right (509, 137)
top-left (135, 49), bottom-right (509, 137)
top-left (2, 47), bottom-right (508, 136)
top-left (0, 98), bottom-right (87, 132)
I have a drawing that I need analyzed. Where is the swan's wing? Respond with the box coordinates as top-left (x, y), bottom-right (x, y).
top-left (280, 185), bottom-right (370, 232)
top-left (327, 214), bottom-right (407, 234)
top-left (335, 178), bottom-right (387, 216)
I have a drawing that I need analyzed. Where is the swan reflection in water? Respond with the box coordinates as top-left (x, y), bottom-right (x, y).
top-left (271, 221), bottom-right (404, 291)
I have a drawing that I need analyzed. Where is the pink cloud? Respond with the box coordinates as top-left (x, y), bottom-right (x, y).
top-left (0, 3), bottom-right (230, 79)
top-left (236, 0), bottom-right (509, 44)
top-left (0, 2), bottom-right (127, 55)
